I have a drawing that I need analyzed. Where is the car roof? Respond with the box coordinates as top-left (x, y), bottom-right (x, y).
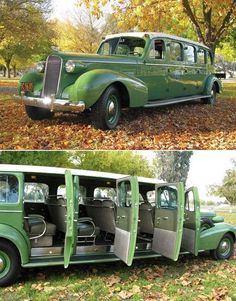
top-left (105, 32), bottom-right (210, 50)
top-left (0, 164), bottom-right (163, 185)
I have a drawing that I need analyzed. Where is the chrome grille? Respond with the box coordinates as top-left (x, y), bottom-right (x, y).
top-left (42, 55), bottom-right (62, 97)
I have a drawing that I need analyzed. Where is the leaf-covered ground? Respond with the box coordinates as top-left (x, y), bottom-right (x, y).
top-left (0, 82), bottom-right (235, 150)
top-left (1, 255), bottom-right (236, 301)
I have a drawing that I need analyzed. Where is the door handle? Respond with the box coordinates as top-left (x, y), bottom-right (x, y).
top-left (163, 217), bottom-right (169, 220)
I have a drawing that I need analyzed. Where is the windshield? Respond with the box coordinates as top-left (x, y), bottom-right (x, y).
top-left (97, 37), bottom-right (146, 57)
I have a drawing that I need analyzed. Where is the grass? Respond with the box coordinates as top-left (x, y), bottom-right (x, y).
top-left (0, 213), bottom-right (235, 300)
top-left (218, 82), bottom-right (236, 100)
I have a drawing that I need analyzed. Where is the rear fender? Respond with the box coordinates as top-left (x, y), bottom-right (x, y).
top-left (68, 69), bottom-right (148, 108)
top-left (203, 75), bottom-right (222, 95)
top-left (199, 223), bottom-right (236, 250)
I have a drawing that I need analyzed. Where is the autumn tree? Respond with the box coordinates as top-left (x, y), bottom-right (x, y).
top-left (80, 0), bottom-right (236, 55)
top-left (154, 151), bottom-right (193, 186)
top-left (0, 0), bottom-right (53, 77)
top-left (209, 160), bottom-right (236, 205)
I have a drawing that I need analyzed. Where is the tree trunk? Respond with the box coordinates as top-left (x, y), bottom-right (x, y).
top-left (6, 60), bottom-right (11, 79)
top-left (13, 64), bottom-right (17, 77)
top-left (3, 66), bottom-right (6, 77)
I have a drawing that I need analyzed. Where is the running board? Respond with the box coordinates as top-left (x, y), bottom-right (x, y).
top-left (144, 95), bottom-right (210, 108)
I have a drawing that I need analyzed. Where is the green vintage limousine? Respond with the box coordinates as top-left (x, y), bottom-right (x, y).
top-left (15, 32), bottom-right (222, 129)
top-left (0, 165), bottom-right (235, 286)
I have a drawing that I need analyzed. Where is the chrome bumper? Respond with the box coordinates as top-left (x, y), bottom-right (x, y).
top-left (13, 94), bottom-right (85, 113)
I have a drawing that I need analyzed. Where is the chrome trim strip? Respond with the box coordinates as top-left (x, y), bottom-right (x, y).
top-left (144, 95), bottom-right (210, 108)
top-left (42, 55), bottom-right (63, 97)
top-left (144, 63), bottom-right (206, 69)
top-left (0, 210), bottom-right (22, 213)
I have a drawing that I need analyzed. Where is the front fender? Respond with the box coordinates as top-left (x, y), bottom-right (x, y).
top-left (0, 224), bottom-right (30, 265)
top-left (203, 75), bottom-right (223, 95)
top-left (68, 69), bottom-right (148, 108)
top-left (199, 223), bottom-right (236, 251)
top-left (18, 71), bottom-right (43, 96)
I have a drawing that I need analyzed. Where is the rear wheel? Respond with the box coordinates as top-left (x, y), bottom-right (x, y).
top-left (0, 240), bottom-right (21, 287)
top-left (25, 105), bottom-right (54, 120)
top-left (91, 85), bottom-right (121, 130)
top-left (211, 233), bottom-right (234, 260)
top-left (203, 85), bottom-right (216, 105)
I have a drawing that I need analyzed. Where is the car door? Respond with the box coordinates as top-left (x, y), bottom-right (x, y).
top-left (142, 39), bottom-right (169, 100)
top-left (64, 170), bottom-right (78, 268)
top-left (152, 183), bottom-right (184, 261)
top-left (114, 176), bottom-right (139, 266)
top-left (166, 41), bottom-right (186, 98)
top-left (181, 187), bottom-right (200, 256)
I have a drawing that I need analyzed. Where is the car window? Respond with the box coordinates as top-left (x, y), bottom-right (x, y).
top-left (0, 175), bottom-right (19, 204)
top-left (57, 185), bottom-right (86, 203)
top-left (24, 182), bottom-right (48, 203)
top-left (147, 190), bottom-right (155, 206)
top-left (185, 190), bottom-right (195, 212)
top-left (94, 187), bottom-right (116, 202)
top-left (168, 42), bottom-right (183, 61)
top-left (157, 186), bottom-right (178, 209)
top-left (184, 45), bottom-right (196, 63)
top-left (98, 37), bottom-right (145, 57)
top-left (117, 181), bottom-right (132, 207)
top-left (197, 48), bottom-right (205, 64)
top-left (149, 40), bottom-right (164, 59)
top-left (207, 51), bottom-right (213, 65)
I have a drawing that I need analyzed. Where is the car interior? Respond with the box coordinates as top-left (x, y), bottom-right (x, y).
top-left (23, 172), bottom-right (157, 253)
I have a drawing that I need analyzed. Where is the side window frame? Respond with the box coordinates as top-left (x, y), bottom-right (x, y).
top-left (149, 39), bottom-right (165, 60)
top-left (0, 173), bottom-right (23, 205)
top-left (168, 41), bottom-right (184, 62)
top-left (184, 44), bottom-right (196, 64)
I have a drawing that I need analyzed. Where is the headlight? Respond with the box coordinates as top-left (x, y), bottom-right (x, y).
top-left (65, 60), bottom-right (76, 73)
top-left (36, 62), bottom-right (45, 73)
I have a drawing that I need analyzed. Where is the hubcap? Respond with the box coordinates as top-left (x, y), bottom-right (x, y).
top-left (0, 258), bottom-right (4, 272)
top-left (0, 251), bottom-right (10, 277)
top-left (219, 239), bottom-right (230, 256)
top-left (106, 95), bottom-right (118, 124)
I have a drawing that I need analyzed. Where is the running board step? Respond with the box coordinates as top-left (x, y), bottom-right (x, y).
top-left (144, 95), bottom-right (210, 108)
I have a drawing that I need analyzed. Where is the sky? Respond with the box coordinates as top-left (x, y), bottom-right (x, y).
top-left (142, 151), bottom-right (236, 201)
top-left (52, 0), bottom-right (78, 20)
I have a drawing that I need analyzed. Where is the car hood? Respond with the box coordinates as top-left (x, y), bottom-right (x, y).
top-left (200, 209), bottom-right (216, 218)
top-left (52, 51), bottom-right (140, 64)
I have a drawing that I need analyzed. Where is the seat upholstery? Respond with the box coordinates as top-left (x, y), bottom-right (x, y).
top-left (48, 198), bottom-right (99, 237)
top-left (139, 202), bottom-right (154, 234)
top-left (85, 199), bottom-right (116, 234)
top-left (25, 215), bottom-right (56, 247)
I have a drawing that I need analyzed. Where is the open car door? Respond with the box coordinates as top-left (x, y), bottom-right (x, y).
top-left (152, 183), bottom-right (184, 261)
top-left (64, 170), bottom-right (78, 268)
top-left (181, 187), bottom-right (200, 256)
top-left (114, 176), bottom-right (139, 266)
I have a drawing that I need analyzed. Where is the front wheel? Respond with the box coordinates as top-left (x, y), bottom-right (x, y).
top-left (0, 240), bottom-right (21, 287)
top-left (91, 85), bottom-right (121, 130)
top-left (25, 105), bottom-right (54, 120)
top-left (203, 85), bottom-right (217, 105)
top-left (211, 233), bottom-right (234, 260)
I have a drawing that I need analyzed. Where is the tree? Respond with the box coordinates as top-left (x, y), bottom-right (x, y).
top-left (0, 151), bottom-right (74, 168)
top-left (154, 151), bottom-right (193, 186)
top-left (72, 151), bottom-right (155, 177)
top-left (0, 0), bottom-right (53, 77)
top-left (182, 0), bottom-right (236, 55)
top-left (80, 0), bottom-right (236, 56)
top-left (0, 151), bottom-right (155, 178)
top-left (209, 160), bottom-right (236, 205)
